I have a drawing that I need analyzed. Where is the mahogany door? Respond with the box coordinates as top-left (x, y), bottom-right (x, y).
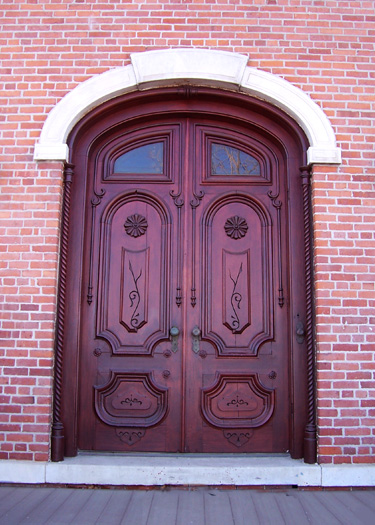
top-left (76, 108), bottom-right (297, 454)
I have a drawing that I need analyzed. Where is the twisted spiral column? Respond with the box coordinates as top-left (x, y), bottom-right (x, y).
top-left (300, 166), bottom-right (317, 464)
top-left (51, 163), bottom-right (74, 462)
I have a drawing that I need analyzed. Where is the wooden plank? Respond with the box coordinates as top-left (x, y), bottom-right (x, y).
top-left (1, 486), bottom-right (375, 525)
top-left (228, 490), bottom-right (261, 525)
top-left (203, 490), bottom-right (235, 525)
top-left (274, 491), bottom-right (311, 525)
top-left (0, 487), bottom-right (17, 502)
top-left (352, 491), bottom-right (375, 513)
top-left (120, 490), bottom-right (154, 525)
top-left (0, 488), bottom-right (54, 525)
top-left (330, 492), bottom-right (375, 524)
top-left (296, 492), bottom-right (342, 525)
top-left (71, 488), bottom-right (114, 524)
top-left (250, 491), bottom-right (292, 525)
top-left (17, 488), bottom-right (74, 525)
top-left (312, 492), bottom-right (371, 525)
top-left (0, 487), bottom-right (34, 517)
top-left (176, 490), bottom-right (205, 525)
top-left (94, 489), bottom-right (133, 525)
top-left (146, 491), bottom-right (179, 525)
top-left (43, 488), bottom-right (95, 524)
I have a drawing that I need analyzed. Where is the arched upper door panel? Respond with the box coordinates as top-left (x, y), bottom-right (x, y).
top-left (68, 87), bottom-right (309, 196)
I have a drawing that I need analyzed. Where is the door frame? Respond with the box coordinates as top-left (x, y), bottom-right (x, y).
top-left (49, 84), bottom-right (320, 463)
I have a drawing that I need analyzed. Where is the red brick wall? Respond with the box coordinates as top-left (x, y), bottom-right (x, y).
top-left (1, 0), bottom-right (374, 463)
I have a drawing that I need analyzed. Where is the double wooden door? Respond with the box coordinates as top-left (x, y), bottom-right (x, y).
top-left (78, 114), bottom-right (292, 453)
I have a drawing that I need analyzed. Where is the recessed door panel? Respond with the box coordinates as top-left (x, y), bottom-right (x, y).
top-left (202, 197), bottom-right (273, 356)
top-left (97, 197), bottom-right (171, 355)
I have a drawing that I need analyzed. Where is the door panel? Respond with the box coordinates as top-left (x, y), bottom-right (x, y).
top-left (97, 196), bottom-right (172, 354)
top-left (202, 196), bottom-right (273, 355)
top-left (77, 114), bottom-right (293, 454)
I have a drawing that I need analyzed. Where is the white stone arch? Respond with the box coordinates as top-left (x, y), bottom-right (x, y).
top-left (34, 49), bottom-right (341, 165)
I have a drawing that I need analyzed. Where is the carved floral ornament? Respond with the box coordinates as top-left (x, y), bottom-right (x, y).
top-left (124, 214), bottom-right (148, 237)
top-left (224, 216), bottom-right (248, 239)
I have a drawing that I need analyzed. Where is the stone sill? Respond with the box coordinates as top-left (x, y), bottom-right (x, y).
top-left (1, 455), bottom-right (374, 487)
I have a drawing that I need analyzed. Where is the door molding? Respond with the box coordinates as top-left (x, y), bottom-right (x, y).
top-left (34, 49), bottom-right (341, 166)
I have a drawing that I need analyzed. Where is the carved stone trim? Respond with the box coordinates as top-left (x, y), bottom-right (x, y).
top-left (51, 163), bottom-right (74, 462)
top-left (34, 51), bottom-right (341, 165)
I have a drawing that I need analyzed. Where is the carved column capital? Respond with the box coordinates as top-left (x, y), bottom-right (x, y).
top-left (300, 165), bottom-right (312, 186)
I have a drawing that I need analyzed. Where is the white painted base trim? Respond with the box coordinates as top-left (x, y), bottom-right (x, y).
top-left (1, 456), bottom-right (374, 487)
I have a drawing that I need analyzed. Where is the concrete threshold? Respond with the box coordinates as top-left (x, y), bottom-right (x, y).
top-left (1, 454), bottom-right (375, 487)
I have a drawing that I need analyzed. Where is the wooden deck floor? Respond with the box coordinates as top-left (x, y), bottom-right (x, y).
top-left (0, 486), bottom-right (375, 525)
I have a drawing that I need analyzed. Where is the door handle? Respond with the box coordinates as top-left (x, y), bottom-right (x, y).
top-left (170, 326), bottom-right (180, 353)
top-left (192, 326), bottom-right (201, 353)
top-left (296, 316), bottom-right (305, 344)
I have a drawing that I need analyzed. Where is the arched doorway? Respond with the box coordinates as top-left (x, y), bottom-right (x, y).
top-left (57, 86), bottom-right (313, 459)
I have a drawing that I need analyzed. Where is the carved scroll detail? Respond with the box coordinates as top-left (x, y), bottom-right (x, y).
top-left (267, 190), bottom-right (284, 307)
top-left (121, 394), bottom-right (143, 407)
top-left (227, 395), bottom-right (248, 408)
top-left (121, 249), bottom-right (149, 333)
top-left (229, 263), bottom-right (243, 332)
top-left (190, 190), bottom-right (205, 307)
top-left (170, 190), bottom-right (184, 307)
top-left (128, 261), bottom-right (142, 330)
top-left (300, 166), bottom-right (317, 463)
top-left (51, 163), bottom-right (74, 462)
top-left (116, 428), bottom-right (145, 446)
top-left (87, 188), bottom-right (106, 304)
top-left (223, 250), bottom-right (250, 335)
top-left (223, 429), bottom-right (253, 448)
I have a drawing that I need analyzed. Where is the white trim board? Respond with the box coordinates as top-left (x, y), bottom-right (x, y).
top-left (34, 49), bottom-right (341, 166)
top-left (1, 456), bottom-right (374, 487)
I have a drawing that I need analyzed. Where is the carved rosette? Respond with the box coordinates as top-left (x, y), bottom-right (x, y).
top-left (224, 216), bottom-right (248, 239)
top-left (124, 214), bottom-right (148, 237)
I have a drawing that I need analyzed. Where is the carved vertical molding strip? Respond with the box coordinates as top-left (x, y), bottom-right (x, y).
top-left (267, 191), bottom-right (284, 307)
top-left (170, 190), bottom-right (184, 306)
top-left (300, 166), bottom-right (317, 464)
top-left (51, 163), bottom-right (74, 462)
top-left (190, 190), bottom-right (204, 307)
top-left (87, 189), bottom-right (105, 304)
